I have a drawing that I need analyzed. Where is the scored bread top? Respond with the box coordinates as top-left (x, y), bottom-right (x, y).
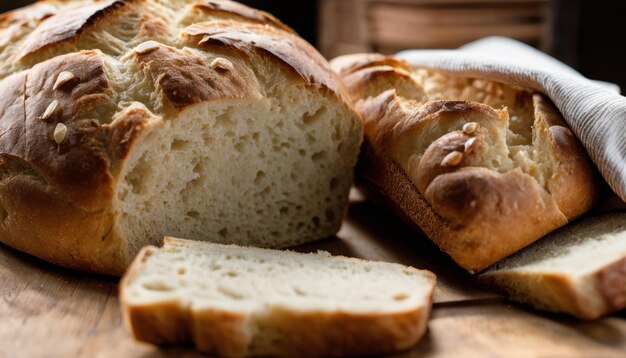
top-left (332, 53), bottom-right (599, 272)
top-left (0, 0), bottom-right (359, 274)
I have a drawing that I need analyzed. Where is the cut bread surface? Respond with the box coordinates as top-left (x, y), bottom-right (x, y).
top-left (121, 237), bottom-right (436, 357)
top-left (481, 212), bottom-right (626, 319)
top-left (116, 85), bottom-right (357, 255)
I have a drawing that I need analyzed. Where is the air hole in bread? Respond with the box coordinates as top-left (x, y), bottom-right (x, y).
top-left (142, 281), bottom-right (174, 291)
top-left (325, 209), bottom-right (336, 223)
top-left (393, 293), bottom-right (410, 301)
top-left (234, 141), bottom-right (245, 153)
top-left (170, 138), bottom-right (190, 151)
top-left (217, 285), bottom-right (244, 300)
top-left (186, 210), bottom-right (199, 219)
top-left (293, 287), bottom-right (306, 296)
top-left (302, 106), bottom-right (327, 125)
top-left (311, 150), bottom-right (327, 163)
top-left (254, 170), bottom-right (266, 185)
top-left (215, 111), bottom-right (236, 129)
top-left (126, 157), bottom-right (151, 195)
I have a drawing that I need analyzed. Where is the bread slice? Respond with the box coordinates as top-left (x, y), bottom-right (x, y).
top-left (0, 0), bottom-right (362, 275)
top-left (331, 53), bottom-right (598, 272)
top-left (120, 237), bottom-right (436, 357)
top-left (480, 213), bottom-right (626, 319)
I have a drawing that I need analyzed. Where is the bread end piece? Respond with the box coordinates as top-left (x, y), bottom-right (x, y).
top-left (120, 238), bottom-right (436, 357)
top-left (480, 213), bottom-right (626, 319)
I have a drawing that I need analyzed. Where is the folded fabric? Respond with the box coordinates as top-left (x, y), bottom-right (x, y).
top-left (398, 37), bottom-right (626, 202)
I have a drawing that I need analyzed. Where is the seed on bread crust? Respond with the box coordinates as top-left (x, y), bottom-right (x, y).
top-left (464, 137), bottom-right (477, 152)
top-left (41, 100), bottom-right (59, 120)
top-left (441, 151), bottom-right (463, 167)
top-left (210, 58), bottom-right (234, 71)
top-left (53, 71), bottom-right (74, 90)
top-left (463, 122), bottom-right (478, 134)
top-left (134, 41), bottom-right (161, 54)
top-left (54, 123), bottom-right (68, 144)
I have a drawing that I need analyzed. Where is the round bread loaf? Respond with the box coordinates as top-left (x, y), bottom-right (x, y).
top-left (332, 53), bottom-right (598, 273)
top-left (0, 0), bottom-right (362, 275)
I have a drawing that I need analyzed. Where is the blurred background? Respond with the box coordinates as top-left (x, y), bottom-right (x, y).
top-left (2, 0), bottom-right (625, 90)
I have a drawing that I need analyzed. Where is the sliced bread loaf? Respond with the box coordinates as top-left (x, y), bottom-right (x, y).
top-left (480, 212), bottom-right (626, 319)
top-left (0, 0), bottom-right (362, 275)
top-left (120, 237), bottom-right (436, 357)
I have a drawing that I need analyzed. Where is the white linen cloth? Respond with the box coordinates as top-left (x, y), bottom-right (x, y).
top-left (397, 37), bottom-right (626, 201)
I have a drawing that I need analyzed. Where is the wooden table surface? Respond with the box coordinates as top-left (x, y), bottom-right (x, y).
top-left (1, 192), bottom-right (625, 358)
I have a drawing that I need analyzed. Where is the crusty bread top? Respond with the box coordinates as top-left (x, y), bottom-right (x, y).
top-left (334, 53), bottom-right (597, 222)
top-left (332, 53), bottom-right (599, 271)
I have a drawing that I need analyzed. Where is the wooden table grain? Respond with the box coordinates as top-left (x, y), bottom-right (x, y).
top-left (1, 192), bottom-right (625, 358)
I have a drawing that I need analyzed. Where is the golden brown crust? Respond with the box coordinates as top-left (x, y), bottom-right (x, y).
top-left (336, 53), bottom-right (598, 272)
top-left (480, 264), bottom-right (626, 320)
top-left (592, 257), bottom-right (626, 314)
top-left (0, 51), bottom-right (114, 211)
top-left (19, 0), bottom-right (126, 60)
top-left (534, 94), bottom-right (599, 219)
top-left (135, 304), bottom-right (433, 357)
top-left (132, 44), bottom-right (262, 109)
top-left (479, 271), bottom-right (601, 319)
top-left (23, 51), bottom-right (115, 209)
top-left (358, 142), bottom-right (566, 272)
top-left (0, 1), bottom-right (357, 275)
top-left (0, 2), bottom-right (56, 30)
top-left (192, 308), bottom-right (249, 357)
top-left (0, 154), bottom-right (125, 274)
top-left (249, 306), bottom-right (431, 357)
top-left (181, 21), bottom-right (352, 104)
top-left (478, 212), bottom-right (626, 319)
top-left (426, 168), bottom-right (567, 269)
top-left (342, 65), bottom-right (426, 102)
top-left (120, 246), bottom-right (194, 344)
top-left (330, 53), bottom-right (412, 78)
top-left (192, 0), bottom-right (292, 33)
top-left (104, 104), bottom-right (160, 161)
